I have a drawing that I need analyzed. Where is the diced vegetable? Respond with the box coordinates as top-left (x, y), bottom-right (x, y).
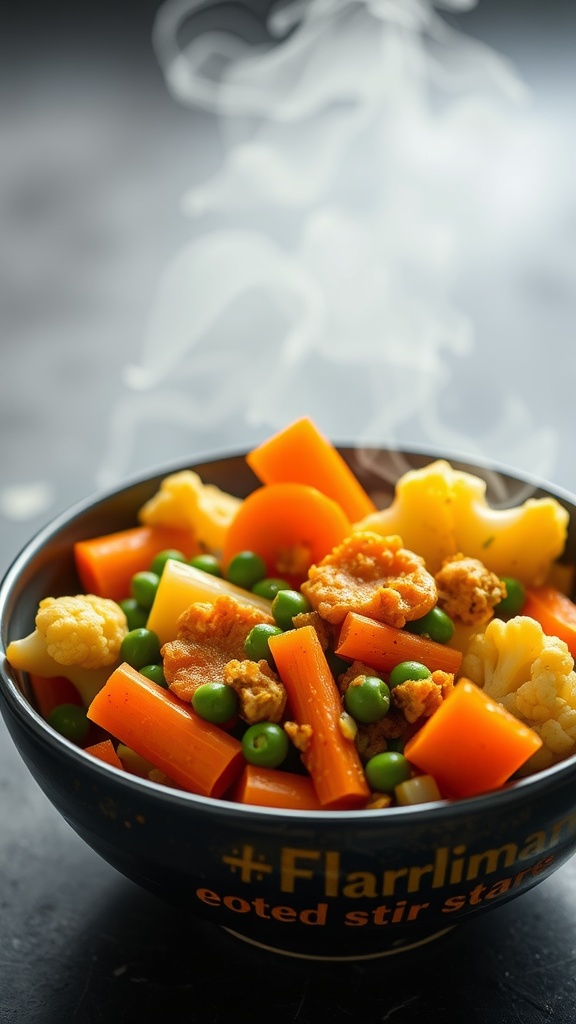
top-left (231, 764), bottom-right (321, 810)
top-left (522, 585), bottom-right (576, 658)
top-left (403, 679), bottom-right (543, 798)
top-left (28, 673), bottom-right (83, 719)
top-left (246, 416), bottom-right (377, 521)
top-left (84, 738), bottom-right (124, 769)
top-left (268, 625), bottom-right (370, 809)
top-left (87, 663), bottom-right (245, 798)
top-left (335, 612), bottom-right (463, 675)
top-left (74, 525), bottom-right (198, 602)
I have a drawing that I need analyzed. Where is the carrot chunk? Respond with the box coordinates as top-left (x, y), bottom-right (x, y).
top-left (404, 679), bottom-right (542, 798)
top-left (268, 625), bottom-right (370, 809)
top-left (87, 663), bottom-right (244, 798)
top-left (84, 738), bottom-right (124, 769)
top-left (74, 525), bottom-right (198, 602)
top-left (522, 585), bottom-right (576, 659)
top-left (28, 673), bottom-right (83, 719)
top-left (335, 612), bottom-right (463, 675)
top-left (231, 764), bottom-right (321, 810)
top-left (246, 416), bottom-right (376, 521)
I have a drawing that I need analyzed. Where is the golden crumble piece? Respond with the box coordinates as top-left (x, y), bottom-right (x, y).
top-left (435, 553), bottom-right (506, 626)
top-left (356, 708), bottom-right (408, 761)
top-left (285, 720), bottom-right (313, 753)
top-left (292, 609), bottom-right (335, 651)
top-left (365, 793), bottom-right (393, 810)
top-left (223, 658), bottom-right (286, 724)
top-left (162, 595), bottom-right (274, 702)
top-left (301, 531), bottom-right (437, 627)
top-left (339, 660), bottom-right (381, 694)
top-left (391, 671), bottom-right (454, 723)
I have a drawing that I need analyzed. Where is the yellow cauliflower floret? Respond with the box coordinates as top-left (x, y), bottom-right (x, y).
top-left (461, 615), bottom-right (576, 771)
top-left (139, 470), bottom-right (241, 553)
top-left (356, 459), bottom-right (568, 585)
top-left (6, 594), bottom-right (127, 706)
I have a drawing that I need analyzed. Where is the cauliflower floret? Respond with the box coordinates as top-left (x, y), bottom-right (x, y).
top-left (139, 470), bottom-right (241, 553)
top-left (391, 671), bottom-right (454, 723)
top-left (435, 553), bottom-right (506, 626)
top-left (6, 594), bottom-right (128, 705)
top-left (301, 531), bottom-right (437, 627)
top-left (461, 615), bottom-right (576, 771)
top-left (356, 459), bottom-right (568, 584)
top-left (223, 658), bottom-right (286, 724)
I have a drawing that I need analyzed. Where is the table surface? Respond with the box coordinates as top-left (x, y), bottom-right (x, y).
top-left (2, 1), bottom-right (576, 1020)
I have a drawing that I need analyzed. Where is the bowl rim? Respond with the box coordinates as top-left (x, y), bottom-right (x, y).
top-left (3, 441), bottom-right (576, 825)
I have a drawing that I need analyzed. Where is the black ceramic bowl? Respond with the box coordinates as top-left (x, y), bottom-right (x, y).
top-left (2, 447), bottom-right (576, 961)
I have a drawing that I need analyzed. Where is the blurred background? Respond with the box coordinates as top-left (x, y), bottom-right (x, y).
top-left (1, 0), bottom-right (576, 564)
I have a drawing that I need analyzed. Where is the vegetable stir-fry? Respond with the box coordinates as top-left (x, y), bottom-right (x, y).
top-left (6, 417), bottom-right (576, 811)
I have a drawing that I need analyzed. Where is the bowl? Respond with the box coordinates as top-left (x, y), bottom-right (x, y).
top-left (2, 446), bottom-right (576, 961)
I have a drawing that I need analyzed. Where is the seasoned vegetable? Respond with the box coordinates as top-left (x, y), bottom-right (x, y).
top-left (138, 469), bottom-right (242, 553)
top-left (232, 764), bottom-right (321, 810)
top-left (74, 525), bottom-right (197, 602)
top-left (335, 612), bottom-right (463, 675)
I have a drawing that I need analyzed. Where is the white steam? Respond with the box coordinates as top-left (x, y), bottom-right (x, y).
top-left (97, 0), bottom-right (558, 488)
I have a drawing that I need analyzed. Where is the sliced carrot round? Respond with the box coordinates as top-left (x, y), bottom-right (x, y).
top-left (222, 483), bottom-right (351, 587)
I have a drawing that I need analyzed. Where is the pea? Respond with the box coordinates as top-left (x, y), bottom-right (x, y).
top-left (130, 571), bottom-right (160, 610)
top-left (406, 606), bottom-right (454, 644)
top-left (388, 661), bottom-right (432, 689)
top-left (189, 553), bottom-right (223, 577)
top-left (496, 577), bottom-right (526, 618)
top-left (271, 589), bottom-right (312, 631)
top-left (344, 676), bottom-right (391, 724)
top-left (192, 682), bottom-right (238, 724)
top-left (121, 627), bottom-right (162, 669)
top-left (251, 577), bottom-right (290, 600)
top-left (242, 722), bottom-right (289, 768)
top-left (365, 751), bottom-right (412, 793)
top-left (226, 551), bottom-right (267, 589)
top-left (149, 549), bottom-right (186, 576)
top-left (118, 597), bottom-right (148, 632)
top-left (48, 703), bottom-right (90, 743)
top-left (139, 664), bottom-right (167, 688)
top-left (244, 623), bottom-right (283, 664)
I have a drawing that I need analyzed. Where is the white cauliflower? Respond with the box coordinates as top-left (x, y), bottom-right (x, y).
top-left (6, 594), bottom-right (127, 705)
top-left (461, 615), bottom-right (576, 771)
top-left (139, 470), bottom-right (241, 553)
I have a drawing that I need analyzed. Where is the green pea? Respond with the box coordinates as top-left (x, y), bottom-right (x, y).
top-left (344, 676), bottom-right (391, 724)
top-left (48, 703), bottom-right (90, 743)
top-left (406, 606), bottom-right (454, 644)
top-left (121, 627), bottom-right (162, 669)
top-left (496, 577), bottom-right (526, 618)
top-left (139, 664), bottom-right (167, 688)
top-left (118, 597), bottom-right (148, 632)
top-left (192, 682), bottom-right (238, 724)
top-left (271, 589), bottom-right (313, 630)
top-left (242, 722), bottom-right (289, 768)
top-left (251, 577), bottom-right (291, 600)
top-left (149, 549), bottom-right (186, 576)
top-left (130, 571), bottom-right (160, 610)
top-left (226, 551), bottom-right (267, 589)
top-left (189, 553), bottom-right (223, 577)
top-left (388, 661), bottom-right (432, 689)
top-left (365, 751), bottom-right (412, 793)
top-left (244, 623), bottom-right (284, 664)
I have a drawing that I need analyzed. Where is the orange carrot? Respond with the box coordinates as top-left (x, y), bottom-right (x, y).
top-left (522, 585), bottom-right (576, 659)
top-left (404, 679), bottom-right (542, 799)
top-left (84, 738), bottom-right (124, 770)
top-left (231, 764), bottom-right (322, 810)
top-left (335, 612), bottom-right (463, 676)
top-left (268, 625), bottom-right (370, 809)
top-left (28, 673), bottom-right (83, 719)
top-left (87, 663), bottom-right (244, 798)
top-left (74, 525), bottom-right (199, 603)
top-left (246, 417), bottom-right (376, 522)
top-left (222, 482), bottom-right (351, 587)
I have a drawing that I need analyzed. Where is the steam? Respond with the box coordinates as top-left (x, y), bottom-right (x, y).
top-left (96, 0), bottom-right (558, 489)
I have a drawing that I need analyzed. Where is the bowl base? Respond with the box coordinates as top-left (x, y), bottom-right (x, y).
top-left (222, 925), bottom-right (456, 961)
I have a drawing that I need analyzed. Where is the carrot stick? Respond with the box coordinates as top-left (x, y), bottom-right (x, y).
top-left (522, 586), bottom-right (576, 659)
top-left (246, 417), bottom-right (376, 522)
top-left (84, 738), bottom-right (124, 770)
top-left (74, 525), bottom-right (199, 602)
top-left (268, 625), bottom-right (370, 809)
top-left (221, 482), bottom-right (351, 588)
top-left (231, 764), bottom-right (322, 810)
top-left (87, 663), bottom-right (244, 798)
top-left (336, 612), bottom-right (463, 676)
top-left (146, 559), bottom-right (272, 646)
top-left (28, 673), bottom-right (83, 719)
top-left (403, 679), bottom-right (542, 798)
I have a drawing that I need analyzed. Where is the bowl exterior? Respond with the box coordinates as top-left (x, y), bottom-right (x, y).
top-left (3, 449), bottom-right (576, 958)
